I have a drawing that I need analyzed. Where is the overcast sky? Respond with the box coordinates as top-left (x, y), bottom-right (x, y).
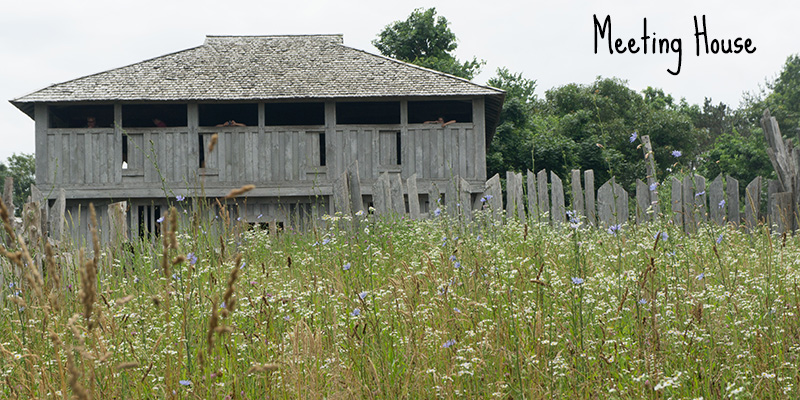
top-left (1, 0), bottom-right (797, 162)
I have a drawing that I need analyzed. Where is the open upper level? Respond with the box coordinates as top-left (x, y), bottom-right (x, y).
top-left (11, 35), bottom-right (504, 199)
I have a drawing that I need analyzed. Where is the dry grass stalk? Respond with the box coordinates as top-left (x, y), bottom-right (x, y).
top-left (115, 361), bottom-right (139, 371)
top-left (206, 300), bottom-right (219, 354)
top-left (114, 295), bottom-right (135, 306)
top-left (221, 254), bottom-right (242, 318)
top-left (224, 185), bottom-right (256, 200)
top-left (247, 363), bottom-right (280, 374)
top-left (78, 248), bottom-right (97, 327)
top-left (45, 241), bottom-right (61, 312)
top-left (168, 207), bottom-right (178, 250)
top-left (0, 196), bottom-right (17, 244)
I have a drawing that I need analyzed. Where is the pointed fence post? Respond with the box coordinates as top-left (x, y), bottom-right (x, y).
top-left (671, 177), bottom-right (683, 230)
top-left (506, 171), bottom-right (524, 221)
top-left (526, 170), bottom-right (538, 222)
top-left (636, 179), bottom-right (649, 224)
top-left (584, 170), bottom-right (596, 226)
top-left (428, 183), bottom-right (441, 216)
top-left (571, 169), bottom-right (584, 220)
top-left (390, 173), bottom-right (405, 215)
top-left (550, 171), bottom-right (565, 225)
top-left (745, 177), bottom-right (762, 232)
top-left (347, 161), bottom-right (363, 214)
top-left (726, 175), bottom-right (740, 227)
top-left (407, 174), bottom-right (421, 220)
top-left (537, 170), bottom-right (549, 223)
top-left (333, 171), bottom-right (352, 216)
top-left (709, 175), bottom-right (725, 226)
top-left (458, 177), bottom-right (473, 222)
top-left (641, 135), bottom-right (660, 216)
top-left (482, 174), bottom-right (503, 221)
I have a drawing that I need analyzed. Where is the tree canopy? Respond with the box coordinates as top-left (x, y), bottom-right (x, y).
top-left (372, 8), bottom-right (484, 80)
top-left (0, 153), bottom-right (35, 216)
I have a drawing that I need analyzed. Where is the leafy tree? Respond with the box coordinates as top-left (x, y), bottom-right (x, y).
top-left (0, 153), bottom-right (35, 216)
top-left (765, 54), bottom-right (800, 136)
top-left (373, 8), bottom-right (484, 80)
top-left (698, 130), bottom-right (774, 185)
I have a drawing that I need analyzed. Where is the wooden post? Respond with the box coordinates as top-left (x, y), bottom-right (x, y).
top-left (347, 161), bottom-right (363, 214)
top-left (50, 188), bottom-right (66, 241)
top-left (597, 180), bottom-right (614, 227)
top-left (550, 171), bottom-right (565, 225)
top-left (537, 170), bottom-right (549, 223)
top-left (108, 201), bottom-right (129, 244)
top-left (571, 169), bottom-right (584, 218)
top-left (506, 171), bottom-right (524, 221)
top-left (772, 192), bottom-right (793, 234)
top-left (726, 175), bottom-right (740, 227)
top-left (682, 176), bottom-right (695, 234)
top-left (745, 177), bottom-right (762, 232)
top-left (767, 180), bottom-right (780, 229)
top-left (709, 175), bottom-right (725, 226)
top-left (482, 174), bottom-right (503, 221)
top-left (614, 180), bottom-right (629, 226)
top-left (333, 171), bottom-right (351, 215)
top-left (671, 177), bottom-right (683, 230)
top-left (459, 177), bottom-right (473, 222)
top-left (641, 135), bottom-right (660, 216)
top-left (636, 179), bottom-right (649, 224)
top-left (390, 173), bottom-right (405, 215)
top-left (372, 173), bottom-right (389, 216)
top-left (694, 175), bottom-right (707, 223)
top-left (584, 170), bottom-right (596, 226)
top-left (407, 174), bottom-right (421, 219)
top-left (3, 177), bottom-right (13, 220)
top-left (428, 183), bottom-right (441, 216)
top-left (526, 170), bottom-right (538, 222)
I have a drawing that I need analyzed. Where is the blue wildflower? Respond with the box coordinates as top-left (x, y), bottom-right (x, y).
top-left (257, 213), bottom-right (263, 219)
top-left (649, 182), bottom-right (658, 191)
top-left (672, 150), bottom-right (682, 157)
top-left (695, 191), bottom-right (705, 197)
top-left (442, 339), bottom-right (456, 348)
top-left (719, 199), bottom-right (725, 208)
top-left (359, 291), bottom-right (368, 300)
top-left (716, 234), bottom-right (723, 244)
top-left (156, 216), bottom-right (165, 223)
top-left (454, 261), bottom-right (462, 269)
top-left (179, 380), bottom-right (192, 386)
top-left (607, 224), bottom-right (621, 235)
top-left (343, 263), bottom-right (351, 271)
top-left (187, 252), bottom-right (197, 265)
top-left (350, 308), bottom-right (361, 317)
top-left (486, 194), bottom-right (493, 200)
top-left (434, 208), bottom-right (442, 217)
top-left (453, 307), bottom-right (461, 313)
top-left (322, 238), bottom-right (331, 245)
top-left (638, 298), bottom-right (648, 305)
top-left (449, 255), bottom-right (457, 262)
top-left (176, 195), bottom-right (185, 202)
top-left (629, 132), bottom-right (638, 143)
top-left (571, 277), bottom-right (585, 285)
top-left (696, 272), bottom-right (705, 280)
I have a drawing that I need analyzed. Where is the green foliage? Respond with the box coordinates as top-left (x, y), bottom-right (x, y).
top-left (372, 8), bottom-right (484, 79)
top-left (699, 130), bottom-right (774, 184)
top-left (0, 153), bottom-right (35, 216)
top-left (765, 54), bottom-right (800, 135)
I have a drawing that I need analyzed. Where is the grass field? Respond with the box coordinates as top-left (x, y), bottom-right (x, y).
top-left (1, 200), bottom-right (799, 399)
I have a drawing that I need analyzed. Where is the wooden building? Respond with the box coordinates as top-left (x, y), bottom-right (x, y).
top-left (11, 35), bottom-right (504, 239)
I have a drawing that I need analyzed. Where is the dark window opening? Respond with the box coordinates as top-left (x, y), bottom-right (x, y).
top-left (336, 102), bottom-right (400, 125)
top-left (408, 100), bottom-right (473, 124)
top-left (198, 134), bottom-right (205, 168)
top-left (199, 103), bottom-right (258, 127)
top-left (319, 133), bottom-right (326, 166)
top-left (265, 103), bottom-right (324, 125)
top-left (122, 104), bottom-right (187, 128)
top-left (48, 104), bottom-right (114, 128)
top-left (396, 132), bottom-right (402, 165)
top-left (122, 133), bottom-right (129, 169)
top-left (137, 205), bottom-right (162, 238)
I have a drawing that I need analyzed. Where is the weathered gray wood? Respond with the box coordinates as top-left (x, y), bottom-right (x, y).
top-left (671, 177), bottom-right (683, 229)
top-left (550, 171), bottom-right (565, 225)
top-left (571, 169), bottom-right (584, 218)
top-left (50, 188), bottom-right (66, 240)
top-left (473, 98), bottom-right (487, 182)
top-left (2, 177), bottom-right (13, 220)
top-left (767, 179), bottom-right (780, 228)
top-left (682, 176), bottom-right (695, 234)
top-left (107, 201), bottom-right (128, 243)
top-left (22, 201), bottom-right (41, 252)
top-left (694, 175), bottom-right (707, 223)
top-left (614, 181), bottom-right (629, 226)
top-left (347, 161), bottom-right (363, 214)
top-left (635, 179), bottom-right (649, 224)
top-left (771, 192), bottom-right (793, 233)
top-left (333, 171), bottom-right (351, 215)
top-left (506, 171), bottom-right (524, 221)
top-left (390, 173), bottom-right (405, 215)
top-left (584, 170), bottom-right (596, 226)
top-left (537, 170), bottom-right (549, 222)
top-left (745, 177), bottom-right (762, 231)
top-left (709, 175), bottom-right (725, 226)
top-left (428, 183), bottom-right (441, 216)
top-left (458, 177), bottom-right (473, 221)
top-left (372, 173), bottom-right (390, 216)
top-left (641, 135), bottom-right (660, 216)
top-left (526, 170), bottom-right (538, 222)
top-left (762, 109), bottom-right (795, 193)
top-left (597, 178), bottom-right (628, 228)
top-left (726, 175), bottom-right (740, 227)
top-left (482, 174), bottom-right (503, 221)
top-left (407, 174), bottom-right (421, 219)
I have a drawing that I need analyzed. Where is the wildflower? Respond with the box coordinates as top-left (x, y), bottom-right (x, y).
top-left (571, 277), bottom-right (585, 285)
top-left (480, 197), bottom-right (487, 203)
top-left (322, 238), bottom-right (331, 245)
top-left (654, 231), bottom-right (668, 241)
top-left (442, 339), bottom-right (456, 348)
top-left (187, 252), bottom-right (198, 265)
top-left (156, 216), bottom-right (165, 223)
top-left (359, 291), bottom-right (368, 300)
top-left (312, 241), bottom-right (319, 246)
top-left (638, 298), bottom-right (648, 305)
top-left (434, 208), bottom-right (442, 217)
top-left (454, 261), bottom-right (462, 269)
top-left (607, 224), bottom-right (621, 235)
top-left (134, 276), bottom-right (140, 284)
top-left (696, 272), bottom-right (705, 280)
top-left (179, 380), bottom-right (192, 387)
top-left (236, 217), bottom-right (242, 221)
top-left (176, 195), bottom-right (185, 202)
top-left (342, 263), bottom-right (351, 271)
top-left (172, 273), bottom-right (180, 281)
top-left (350, 308), bottom-right (361, 317)
top-left (355, 209), bottom-right (365, 217)
top-left (649, 182), bottom-right (658, 191)
top-left (695, 190), bottom-right (705, 197)
top-left (453, 307), bottom-right (461, 313)
top-left (716, 234), bottom-right (723, 244)
top-left (486, 194), bottom-right (493, 200)
top-left (718, 199), bottom-right (725, 208)
top-left (629, 131), bottom-right (638, 143)
top-left (671, 150), bottom-right (682, 157)
top-left (257, 213), bottom-right (263, 219)
top-left (283, 315), bottom-right (291, 321)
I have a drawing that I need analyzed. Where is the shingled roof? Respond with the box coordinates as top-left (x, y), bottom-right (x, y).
top-left (12, 35), bottom-right (504, 109)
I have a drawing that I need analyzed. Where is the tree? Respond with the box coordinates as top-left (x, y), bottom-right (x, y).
top-left (0, 153), bottom-right (35, 217)
top-left (373, 8), bottom-right (484, 80)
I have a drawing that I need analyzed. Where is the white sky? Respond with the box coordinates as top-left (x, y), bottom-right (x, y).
top-left (1, 0), bottom-right (797, 162)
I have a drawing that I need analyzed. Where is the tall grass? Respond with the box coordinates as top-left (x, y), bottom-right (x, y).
top-left (1, 198), bottom-right (799, 399)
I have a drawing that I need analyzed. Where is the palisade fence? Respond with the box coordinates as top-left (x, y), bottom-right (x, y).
top-left (3, 110), bottom-right (797, 246)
